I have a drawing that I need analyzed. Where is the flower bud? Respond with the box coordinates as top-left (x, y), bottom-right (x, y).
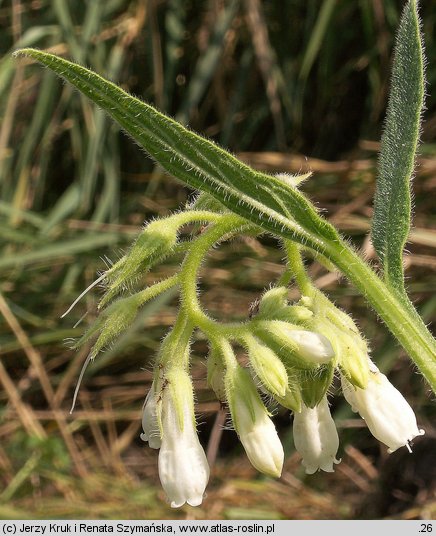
top-left (308, 290), bottom-right (370, 388)
top-left (245, 336), bottom-right (288, 397)
top-left (285, 329), bottom-right (334, 364)
top-left (293, 396), bottom-right (340, 474)
top-left (101, 218), bottom-right (178, 305)
top-left (256, 321), bottom-right (334, 369)
top-left (341, 363), bottom-right (425, 453)
top-left (80, 294), bottom-right (140, 357)
top-left (227, 367), bottom-right (284, 477)
top-left (140, 382), bottom-right (161, 449)
top-left (256, 287), bottom-right (313, 323)
top-left (258, 286), bottom-right (288, 315)
top-left (158, 370), bottom-right (210, 508)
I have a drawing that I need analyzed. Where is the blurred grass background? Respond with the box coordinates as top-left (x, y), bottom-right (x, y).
top-left (0, 0), bottom-right (435, 520)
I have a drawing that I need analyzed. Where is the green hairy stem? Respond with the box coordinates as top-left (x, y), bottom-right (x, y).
top-left (324, 240), bottom-right (436, 391)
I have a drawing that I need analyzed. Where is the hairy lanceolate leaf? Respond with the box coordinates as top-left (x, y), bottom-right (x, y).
top-left (371, 0), bottom-right (425, 293)
top-left (14, 48), bottom-right (338, 254)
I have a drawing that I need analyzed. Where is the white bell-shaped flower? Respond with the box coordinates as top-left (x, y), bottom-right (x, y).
top-left (293, 396), bottom-right (340, 474)
top-left (140, 383), bottom-right (161, 449)
top-left (341, 362), bottom-right (425, 453)
top-left (158, 372), bottom-right (210, 508)
top-left (229, 368), bottom-right (284, 477)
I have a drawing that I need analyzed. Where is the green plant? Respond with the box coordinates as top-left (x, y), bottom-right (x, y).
top-left (14, 0), bottom-right (435, 508)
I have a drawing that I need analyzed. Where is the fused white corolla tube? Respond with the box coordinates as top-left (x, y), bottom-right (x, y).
top-left (293, 396), bottom-right (340, 474)
top-left (341, 361), bottom-right (425, 453)
top-left (157, 372), bottom-right (210, 508)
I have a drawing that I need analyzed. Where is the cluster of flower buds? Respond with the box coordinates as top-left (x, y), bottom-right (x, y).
top-left (138, 284), bottom-right (424, 507)
top-left (69, 210), bottom-right (425, 509)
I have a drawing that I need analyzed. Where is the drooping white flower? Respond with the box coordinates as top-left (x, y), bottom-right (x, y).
top-left (292, 396), bottom-right (340, 474)
top-left (140, 383), bottom-right (161, 449)
top-left (228, 367), bottom-right (284, 477)
top-left (158, 372), bottom-right (210, 508)
top-left (341, 362), bottom-right (425, 453)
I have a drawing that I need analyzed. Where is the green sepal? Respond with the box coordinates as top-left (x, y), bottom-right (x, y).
top-left (226, 366), bottom-right (269, 431)
top-left (159, 368), bottom-right (195, 434)
top-left (206, 346), bottom-right (227, 402)
top-left (100, 219), bottom-right (178, 306)
top-left (335, 331), bottom-right (370, 390)
top-left (255, 286), bottom-right (313, 323)
top-left (306, 289), bottom-right (370, 389)
top-left (273, 366), bottom-right (302, 413)
top-left (244, 335), bottom-right (288, 398)
top-left (300, 364), bottom-right (334, 409)
top-left (257, 287), bottom-right (289, 317)
top-left (84, 294), bottom-right (141, 358)
top-left (72, 275), bottom-right (179, 356)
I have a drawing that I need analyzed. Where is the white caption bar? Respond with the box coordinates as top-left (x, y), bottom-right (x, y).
top-left (0, 521), bottom-right (433, 536)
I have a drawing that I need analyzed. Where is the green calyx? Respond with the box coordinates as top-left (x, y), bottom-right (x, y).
top-left (206, 345), bottom-right (227, 402)
top-left (225, 366), bottom-right (269, 432)
top-left (255, 286), bottom-right (313, 323)
top-left (100, 219), bottom-right (178, 306)
top-left (243, 333), bottom-right (288, 398)
top-left (73, 274), bottom-right (180, 358)
top-left (304, 290), bottom-right (370, 389)
top-left (299, 365), bottom-right (335, 409)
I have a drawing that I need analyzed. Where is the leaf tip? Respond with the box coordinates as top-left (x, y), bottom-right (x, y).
top-left (12, 47), bottom-right (38, 61)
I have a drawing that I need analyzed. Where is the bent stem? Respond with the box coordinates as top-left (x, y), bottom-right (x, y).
top-left (179, 214), bottom-right (254, 340)
top-left (324, 239), bottom-right (436, 393)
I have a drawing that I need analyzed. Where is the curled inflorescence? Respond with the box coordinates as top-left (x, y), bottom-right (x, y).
top-left (67, 193), bottom-right (424, 508)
